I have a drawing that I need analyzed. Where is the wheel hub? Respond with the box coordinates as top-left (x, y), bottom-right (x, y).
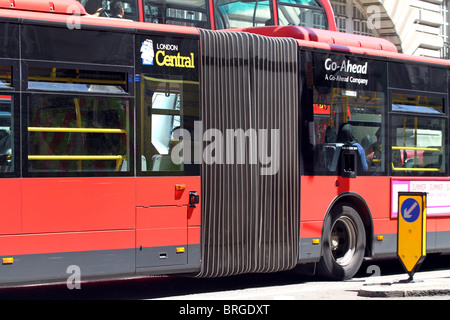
top-left (329, 216), bottom-right (357, 267)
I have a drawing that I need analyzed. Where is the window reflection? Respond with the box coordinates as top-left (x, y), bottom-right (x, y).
top-left (140, 75), bottom-right (199, 174)
top-left (27, 95), bottom-right (131, 173)
top-left (278, 0), bottom-right (326, 29)
top-left (143, 0), bottom-right (208, 28)
top-left (214, 0), bottom-right (272, 29)
top-left (390, 92), bottom-right (446, 176)
top-left (310, 87), bottom-right (384, 175)
top-left (0, 95), bottom-right (13, 173)
top-left (28, 67), bottom-right (127, 94)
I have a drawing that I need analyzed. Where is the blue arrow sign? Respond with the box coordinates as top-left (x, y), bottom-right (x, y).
top-left (401, 198), bottom-right (421, 223)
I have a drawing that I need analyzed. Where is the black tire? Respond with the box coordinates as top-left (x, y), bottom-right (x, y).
top-left (317, 202), bottom-right (366, 281)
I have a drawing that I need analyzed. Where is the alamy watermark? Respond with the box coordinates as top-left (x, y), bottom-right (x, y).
top-left (66, 4), bottom-right (82, 30)
top-left (66, 265), bottom-right (81, 290)
top-left (170, 122), bottom-right (281, 176)
top-left (65, 4), bottom-right (385, 31)
top-left (366, 5), bottom-right (382, 31)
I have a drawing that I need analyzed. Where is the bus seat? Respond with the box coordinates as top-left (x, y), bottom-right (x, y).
top-left (422, 148), bottom-right (442, 169)
top-left (323, 143), bottom-right (344, 172)
top-left (151, 154), bottom-right (181, 171)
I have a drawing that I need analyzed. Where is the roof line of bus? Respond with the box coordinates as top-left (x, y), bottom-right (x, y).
top-left (1, 8), bottom-right (450, 68)
top-left (295, 38), bottom-right (450, 67)
top-left (240, 25), bottom-right (450, 67)
top-left (0, 0), bottom-right (87, 15)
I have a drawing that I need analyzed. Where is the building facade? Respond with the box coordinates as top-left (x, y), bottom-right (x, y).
top-left (330, 0), bottom-right (447, 59)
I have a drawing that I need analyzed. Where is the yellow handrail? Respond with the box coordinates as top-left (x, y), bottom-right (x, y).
top-left (28, 127), bottom-right (127, 134)
top-left (28, 155), bottom-right (123, 161)
top-left (391, 163), bottom-right (441, 172)
top-left (142, 75), bottom-right (199, 85)
top-left (392, 146), bottom-right (441, 152)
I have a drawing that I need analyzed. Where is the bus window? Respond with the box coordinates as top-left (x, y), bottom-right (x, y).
top-left (214, 0), bottom-right (272, 29)
top-left (139, 75), bottom-right (199, 174)
top-left (81, 0), bottom-right (139, 20)
top-left (27, 95), bottom-right (131, 174)
top-left (0, 65), bottom-right (12, 89)
top-left (390, 92), bottom-right (446, 176)
top-left (28, 67), bottom-right (128, 94)
top-left (278, 0), bottom-right (327, 29)
top-left (0, 65), bottom-right (14, 174)
top-left (151, 92), bottom-right (180, 156)
top-left (143, 0), bottom-right (209, 28)
top-left (311, 87), bottom-right (385, 175)
top-left (0, 95), bottom-right (13, 173)
top-left (392, 92), bottom-right (444, 114)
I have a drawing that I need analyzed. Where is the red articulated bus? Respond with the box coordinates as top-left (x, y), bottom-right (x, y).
top-left (0, 0), bottom-right (449, 286)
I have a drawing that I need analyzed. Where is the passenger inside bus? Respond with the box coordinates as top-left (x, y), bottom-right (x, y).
top-left (110, 0), bottom-right (124, 18)
top-left (337, 123), bottom-right (368, 172)
top-left (310, 86), bottom-right (384, 176)
top-left (0, 127), bottom-right (11, 169)
top-left (364, 127), bottom-right (383, 171)
top-left (84, 0), bottom-right (107, 16)
top-left (82, 0), bottom-right (137, 20)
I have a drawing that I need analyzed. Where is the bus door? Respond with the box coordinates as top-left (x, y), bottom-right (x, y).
top-left (0, 92), bottom-right (20, 236)
top-left (0, 54), bottom-right (20, 237)
top-left (135, 35), bottom-right (201, 271)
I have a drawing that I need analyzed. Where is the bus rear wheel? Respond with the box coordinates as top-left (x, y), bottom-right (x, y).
top-left (317, 203), bottom-right (366, 281)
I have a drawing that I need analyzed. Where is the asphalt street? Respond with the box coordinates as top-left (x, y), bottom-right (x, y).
top-left (0, 254), bottom-right (450, 301)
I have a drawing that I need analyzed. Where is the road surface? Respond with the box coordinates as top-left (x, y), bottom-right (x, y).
top-left (0, 254), bottom-right (449, 301)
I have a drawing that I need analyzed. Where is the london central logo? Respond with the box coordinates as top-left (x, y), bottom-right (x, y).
top-left (140, 39), bottom-right (195, 68)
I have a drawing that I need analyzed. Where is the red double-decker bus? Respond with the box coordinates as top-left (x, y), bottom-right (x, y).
top-left (0, 0), bottom-right (449, 286)
top-left (2, 0), bottom-right (337, 30)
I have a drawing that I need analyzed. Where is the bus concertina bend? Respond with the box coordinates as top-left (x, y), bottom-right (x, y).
top-left (0, 0), bottom-right (448, 285)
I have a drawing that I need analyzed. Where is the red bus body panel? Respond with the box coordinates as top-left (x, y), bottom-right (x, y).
top-left (319, 0), bottom-right (337, 31)
top-left (0, 230), bottom-right (135, 256)
top-left (0, 179), bottom-right (21, 235)
top-left (0, 176), bottom-right (200, 256)
top-left (136, 176), bottom-right (201, 248)
top-left (22, 178), bottom-right (135, 233)
top-left (241, 26), bottom-right (398, 52)
top-left (300, 175), bottom-right (450, 257)
top-left (300, 176), bottom-right (392, 238)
